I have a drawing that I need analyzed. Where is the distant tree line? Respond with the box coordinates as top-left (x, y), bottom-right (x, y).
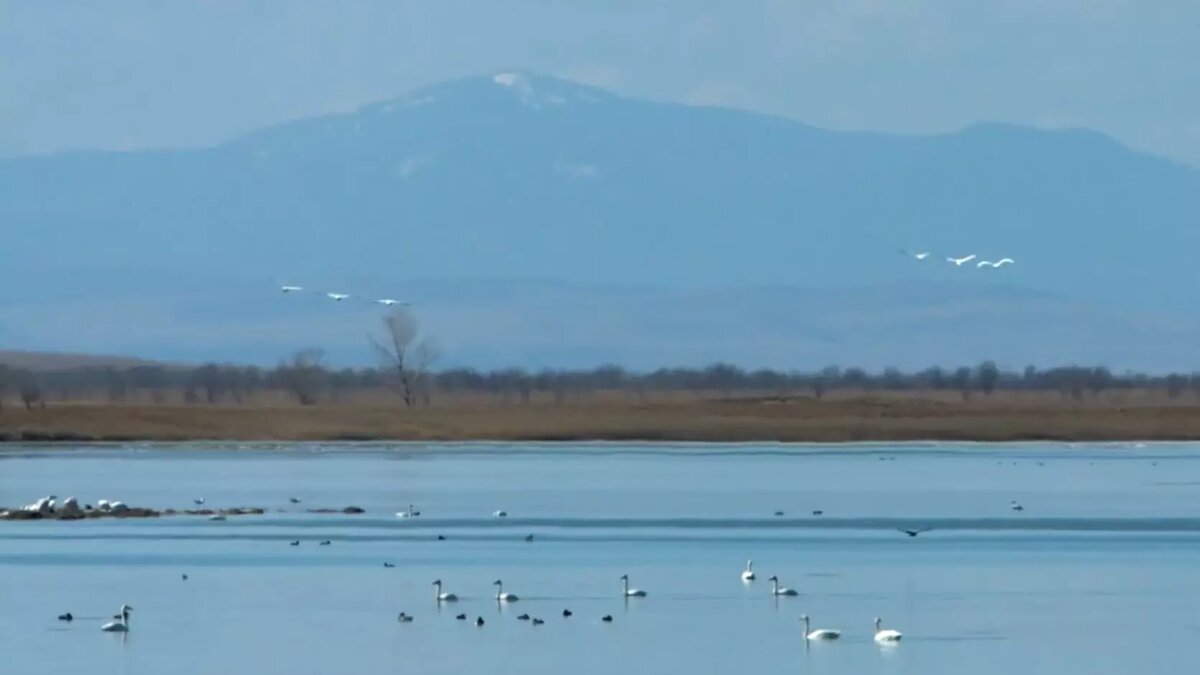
top-left (3, 358), bottom-right (1200, 409)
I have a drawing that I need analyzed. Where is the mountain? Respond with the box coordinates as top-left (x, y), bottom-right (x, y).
top-left (3, 72), bottom-right (1200, 370)
top-left (4, 72), bottom-right (1199, 308)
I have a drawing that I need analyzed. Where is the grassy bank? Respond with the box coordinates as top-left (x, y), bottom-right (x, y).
top-left (3, 394), bottom-right (1200, 443)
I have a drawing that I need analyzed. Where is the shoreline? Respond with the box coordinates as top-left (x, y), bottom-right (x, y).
top-left (3, 397), bottom-right (1200, 444)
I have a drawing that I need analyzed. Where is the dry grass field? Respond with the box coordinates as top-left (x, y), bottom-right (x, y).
top-left (3, 390), bottom-right (1199, 443)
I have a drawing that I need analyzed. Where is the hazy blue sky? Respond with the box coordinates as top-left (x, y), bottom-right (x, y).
top-left (4, 1), bottom-right (1198, 164)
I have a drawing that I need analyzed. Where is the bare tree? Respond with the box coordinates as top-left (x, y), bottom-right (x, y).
top-left (371, 307), bottom-right (439, 408)
top-left (277, 349), bottom-right (327, 405)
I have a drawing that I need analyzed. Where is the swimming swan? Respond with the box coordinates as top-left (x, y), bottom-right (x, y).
top-left (621, 574), bottom-right (646, 597)
top-left (874, 616), bottom-right (903, 642)
top-left (493, 580), bottom-right (519, 602)
top-left (101, 605), bottom-right (132, 632)
top-left (741, 559), bottom-right (756, 581)
top-left (801, 614), bottom-right (841, 640)
top-left (768, 576), bottom-right (798, 596)
top-left (433, 580), bottom-right (458, 602)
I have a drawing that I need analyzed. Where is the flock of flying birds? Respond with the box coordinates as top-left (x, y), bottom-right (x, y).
top-left (901, 249), bottom-right (1015, 268)
top-left (279, 285), bottom-right (409, 307)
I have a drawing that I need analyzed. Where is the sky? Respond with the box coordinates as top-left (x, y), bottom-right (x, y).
top-left (3, 0), bottom-right (1199, 165)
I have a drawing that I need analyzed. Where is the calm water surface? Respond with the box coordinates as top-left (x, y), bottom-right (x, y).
top-left (2, 441), bottom-right (1199, 674)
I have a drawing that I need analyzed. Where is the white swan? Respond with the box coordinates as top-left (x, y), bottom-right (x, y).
top-left (801, 615), bottom-right (841, 640)
top-left (741, 559), bottom-right (756, 581)
top-left (621, 574), bottom-right (647, 597)
top-left (493, 579), bottom-right (519, 602)
top-left (101, 605), bottom-right (132, 632)
top-left (946, 254), bottom-right (977, 266)
top-left (433, 580), bottom-right (458, 602)
top-left (874, 616), bottom-right (902, 642)
top-left (768, 576), bottom-right (798, 596)
top-left (396, 504), bottom-right (418, 518)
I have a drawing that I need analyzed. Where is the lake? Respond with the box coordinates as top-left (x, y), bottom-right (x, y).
top-left (2, 441), bottom-right (1199, 674)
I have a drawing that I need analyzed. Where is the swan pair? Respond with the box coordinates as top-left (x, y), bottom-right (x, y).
top-left (801, 616), bottom-right (902, 642)
top-left (431, 579), bottom-right (515, 603)
top-left (100, 605), bottom-right (132, 632)
top-left (743, 563), bottom-right (797, 596)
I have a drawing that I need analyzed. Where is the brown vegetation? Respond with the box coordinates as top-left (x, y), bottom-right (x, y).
top-left (3, 391), bottom-right (1200, 443)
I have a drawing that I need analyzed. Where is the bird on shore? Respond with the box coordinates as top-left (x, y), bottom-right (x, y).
top-left (947, 254), bottom-right (977, 266)
top-left (899, 528), bottom-right (930, 538)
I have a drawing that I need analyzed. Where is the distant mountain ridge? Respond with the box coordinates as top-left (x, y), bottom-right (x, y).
top-left (4, 72), bottom-right (1198, 307)
top-left (3, 72), bottom-right (1199, 369)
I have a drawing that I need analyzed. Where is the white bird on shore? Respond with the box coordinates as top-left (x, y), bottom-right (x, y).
top-left (326, 292), bottom-right (350, 301)
top-left (874, 616), bottom-right (902, 642)
top-left (977, 258), bottom-right (1015, 268)
top-left (801, 615), bottom-right (841, 640)
top-left (946, 254), bottom-right (977, 266)
top-left (101, 605), bottom-right (132, 632)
